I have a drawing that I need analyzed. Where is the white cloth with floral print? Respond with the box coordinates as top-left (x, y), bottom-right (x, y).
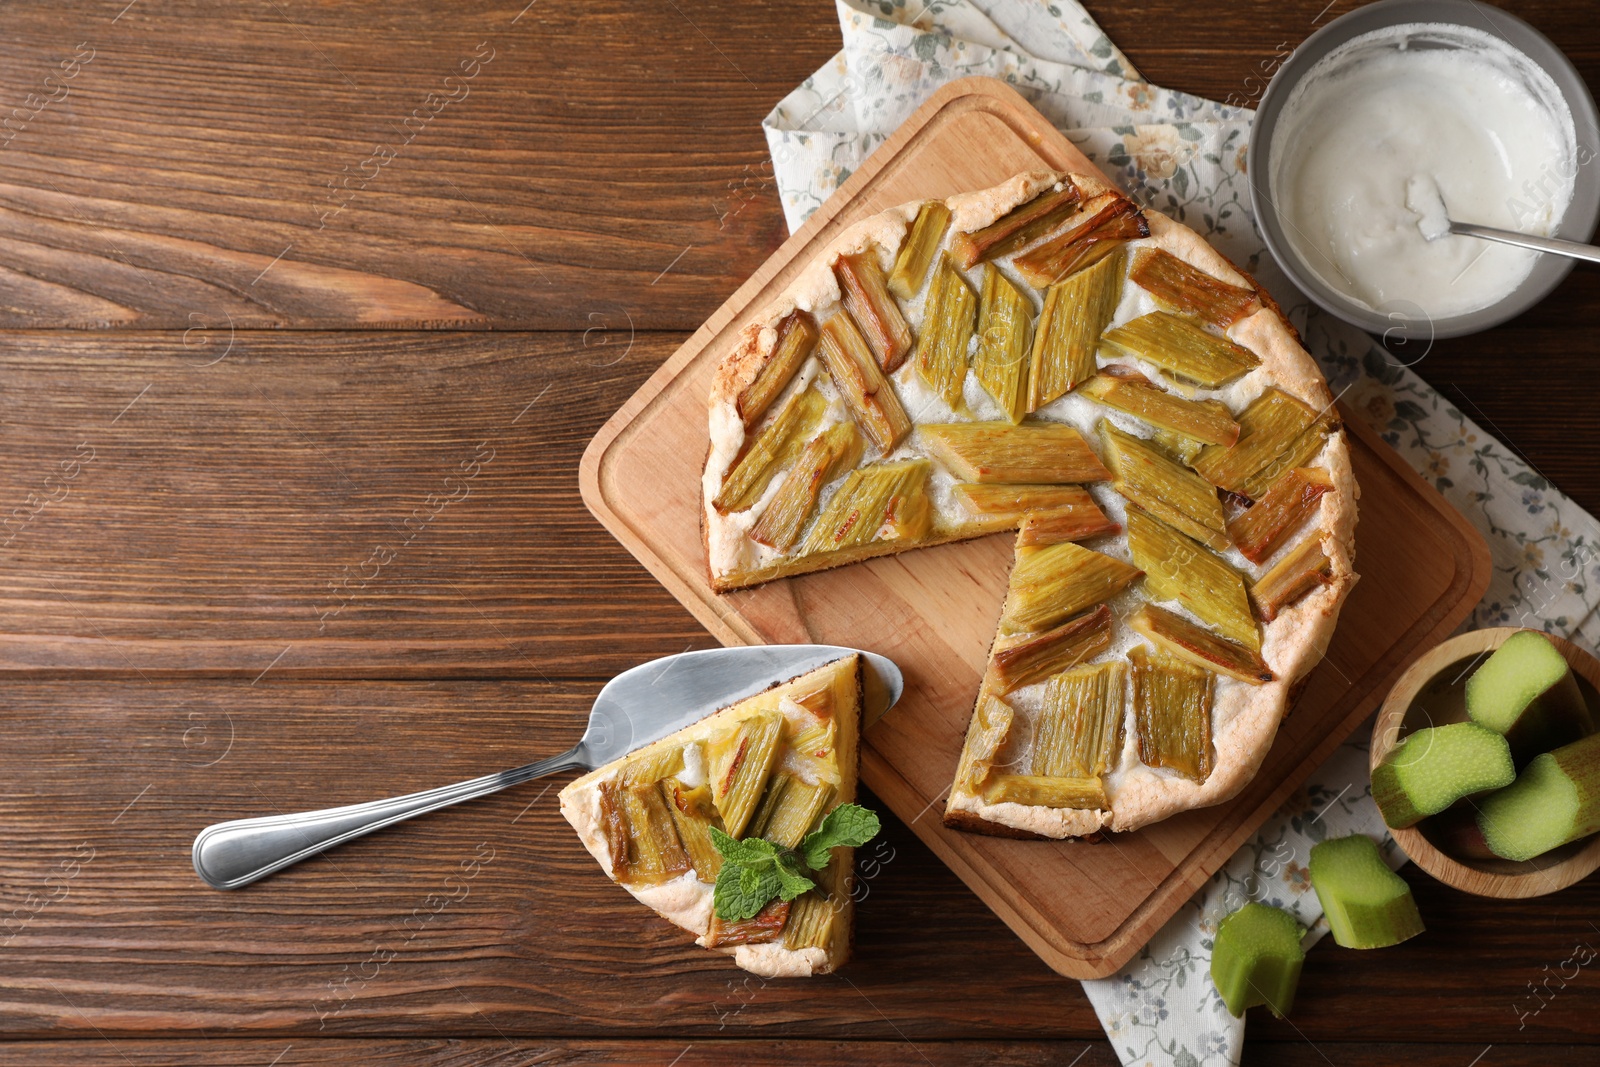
top-left (762, 3), bottom-right (1600, 1066)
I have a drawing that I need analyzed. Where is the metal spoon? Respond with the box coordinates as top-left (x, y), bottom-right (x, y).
top-left (192, 645), bottom-right (903, 890)
top-left (1430, 221), bottom-right (1600, 265)
top-left (1407, 174), bottom-right (1600, 264)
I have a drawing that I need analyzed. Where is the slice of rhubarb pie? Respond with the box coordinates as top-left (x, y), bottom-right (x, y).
top-left (559, 654), bottom-right (864, 976)
top-left (700, 171), bottom-right (1359, 838)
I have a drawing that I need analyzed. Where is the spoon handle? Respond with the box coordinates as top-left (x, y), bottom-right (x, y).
top-left (1449, 222), bottom-right (1600, 265)
top-left (192, 747), bottom-right (588, 889)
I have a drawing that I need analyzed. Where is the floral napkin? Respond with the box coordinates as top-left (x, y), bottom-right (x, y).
top-left (762, 2), bottom-right (1600, 1064)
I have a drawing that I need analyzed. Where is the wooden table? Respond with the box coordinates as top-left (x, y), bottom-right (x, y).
top-left (0, 2), bottom-right (1595, 1064)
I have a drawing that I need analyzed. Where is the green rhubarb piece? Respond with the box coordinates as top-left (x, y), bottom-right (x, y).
top-left (1307, 834), bottom-right (1425, 949)
top-left (1210, 903), bottom-right (1304, 1019)
top-left (1370, 722), bottom-right (1515, 829)
top-left (1465, 630), bottom-right (1595, 767)
top-left (1475, 732), bottom-right (1600, 862)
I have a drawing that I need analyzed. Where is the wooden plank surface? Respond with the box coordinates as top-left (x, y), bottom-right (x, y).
top-left (0, 0), bottom-right (1597, 1062)
top-left (0, 0), bottom-right (824, 329)
top-left (0, 331), bottom-right (712, 676)
top-left (1, 1042), bottom-right (1598, 1067)
top-left (0, 1040), bottom-right (1114, 1067)
top-left (1, 679), bottom-right (1597, 1046)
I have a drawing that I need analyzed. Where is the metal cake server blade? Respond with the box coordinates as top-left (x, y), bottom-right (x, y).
top-left (192, 644), bottom-right (902, 890)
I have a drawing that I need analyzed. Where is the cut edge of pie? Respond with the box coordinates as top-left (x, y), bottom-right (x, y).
top-left (698, 169), bottom-right (1359, 839)
top-left (558, 654), bottom-right (862, 977)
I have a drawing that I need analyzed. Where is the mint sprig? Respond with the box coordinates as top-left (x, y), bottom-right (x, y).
top-left (708, 802), bottom-right (881, 921)
top-left (801, 803), bottom-right (880, 871)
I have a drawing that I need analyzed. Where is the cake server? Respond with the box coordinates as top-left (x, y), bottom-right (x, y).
top-left (192, 644), bottom-right (902, 890)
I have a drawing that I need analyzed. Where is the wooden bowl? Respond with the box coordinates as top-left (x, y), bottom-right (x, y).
top-left (1372, 627), bottom-right (1600, 898)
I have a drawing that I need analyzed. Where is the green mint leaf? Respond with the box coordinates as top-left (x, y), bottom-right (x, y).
top-left (800, 803), bottom-right (881, 872)
top-left (773, 852), bottom-right (817, 902)
top-left (817, 803), bottom-right (882, 848)
top-left (713, 860), bottom-right (781, 922)
top-left (746, 865), bottom-right (781, 905)
top-left (708, 825), bottom-right (780, 866)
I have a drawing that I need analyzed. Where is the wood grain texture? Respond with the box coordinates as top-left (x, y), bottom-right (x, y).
top-left (4, 1039), bottom-right (1599, 1066)
top-left (0, 330), bottom-right (715, 676)
top-left (0, 0), bottom-right (831, 329)
top-left (1097, 1), bottom-right (1600, 97)
top-left (0, 1039), bottom-right (1117, 1067)
top-left (0, 0), bottom-right (1596, 1062)
top-left (0, 680), bottom-right (1597, 1046)
top-left (582, 75), bottom-right (1493, 979)
top-left (0, 681), bottom-right (1095, 1039)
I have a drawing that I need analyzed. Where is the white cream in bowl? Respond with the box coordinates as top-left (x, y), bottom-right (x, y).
top-left (1269, 22), bottom-right (1578, 320)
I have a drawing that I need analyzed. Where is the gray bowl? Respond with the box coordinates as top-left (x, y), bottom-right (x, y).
top-left (1248, 0), bottom-right (1600, 339)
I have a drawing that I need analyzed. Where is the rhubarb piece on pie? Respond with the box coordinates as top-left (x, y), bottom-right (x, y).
top-left (921, 422), bottom-right (1110, 484)
top-left (1026, 249), bottom-right (1124, 410)
top-left (750, 423), bottom-right (864, 551)
top-left (1102, 421), bottom-right (1231, 552)
top-left (1249, 536), bottom-right (1335, 621)
top-left (1126, 505), bottom-right (1258, 651)
top-left (816, 311), bottom-right (912, 453)
top-left (1012, 196), bottom-right (1149, 288)
top-left (1000, 540), bottom-right (1143, 635)
top-left (1194, 388), bottom-right (1328, 499)
top-left (889, 199), bottom-right (953, 300)
top-left (1100, 311), bottom-right (1259, 388)
top-left (736, 312), bottom-right (817, 427)
top-left (990, 605), bottom-right (1113, 694)
top-left (951, 183), bottom-right (1082, 268)
top-left (713, 387), bottom-right (827, 514)
top-left (1079, 364), bottom-right (1240, 446)
top-left (913, 253), bottom-right (979, 413)
top-left (1128, 604), bottom-right (1273, 686)
top-left (1016, 505), bottom-right (1120, 546)
top-left (835, 248), bottom-right (914, 373)
top-left (951, 483), bottom-right (1104, 529)
top-left (971, 264), bottom-right (1034, 424)
top-left (1131, 644), bottom-right (1215, 783)
top-left (1128, 245), bottom-right (1262, 329)
top-left (1227, 467), bottom-right (1335, 565)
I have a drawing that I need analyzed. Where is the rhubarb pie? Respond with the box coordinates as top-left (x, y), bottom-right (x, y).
top-left (559, 654), bottom-right (862, 976)
top-left (700, 170), bottom-right (1358, 839)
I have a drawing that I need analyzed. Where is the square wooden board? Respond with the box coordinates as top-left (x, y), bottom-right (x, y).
top-left (579, 77), bottom-right (1492, 978)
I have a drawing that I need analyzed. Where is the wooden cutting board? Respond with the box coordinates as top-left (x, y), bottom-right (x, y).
top-left (578, 76), bottom-right (1493, 979)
